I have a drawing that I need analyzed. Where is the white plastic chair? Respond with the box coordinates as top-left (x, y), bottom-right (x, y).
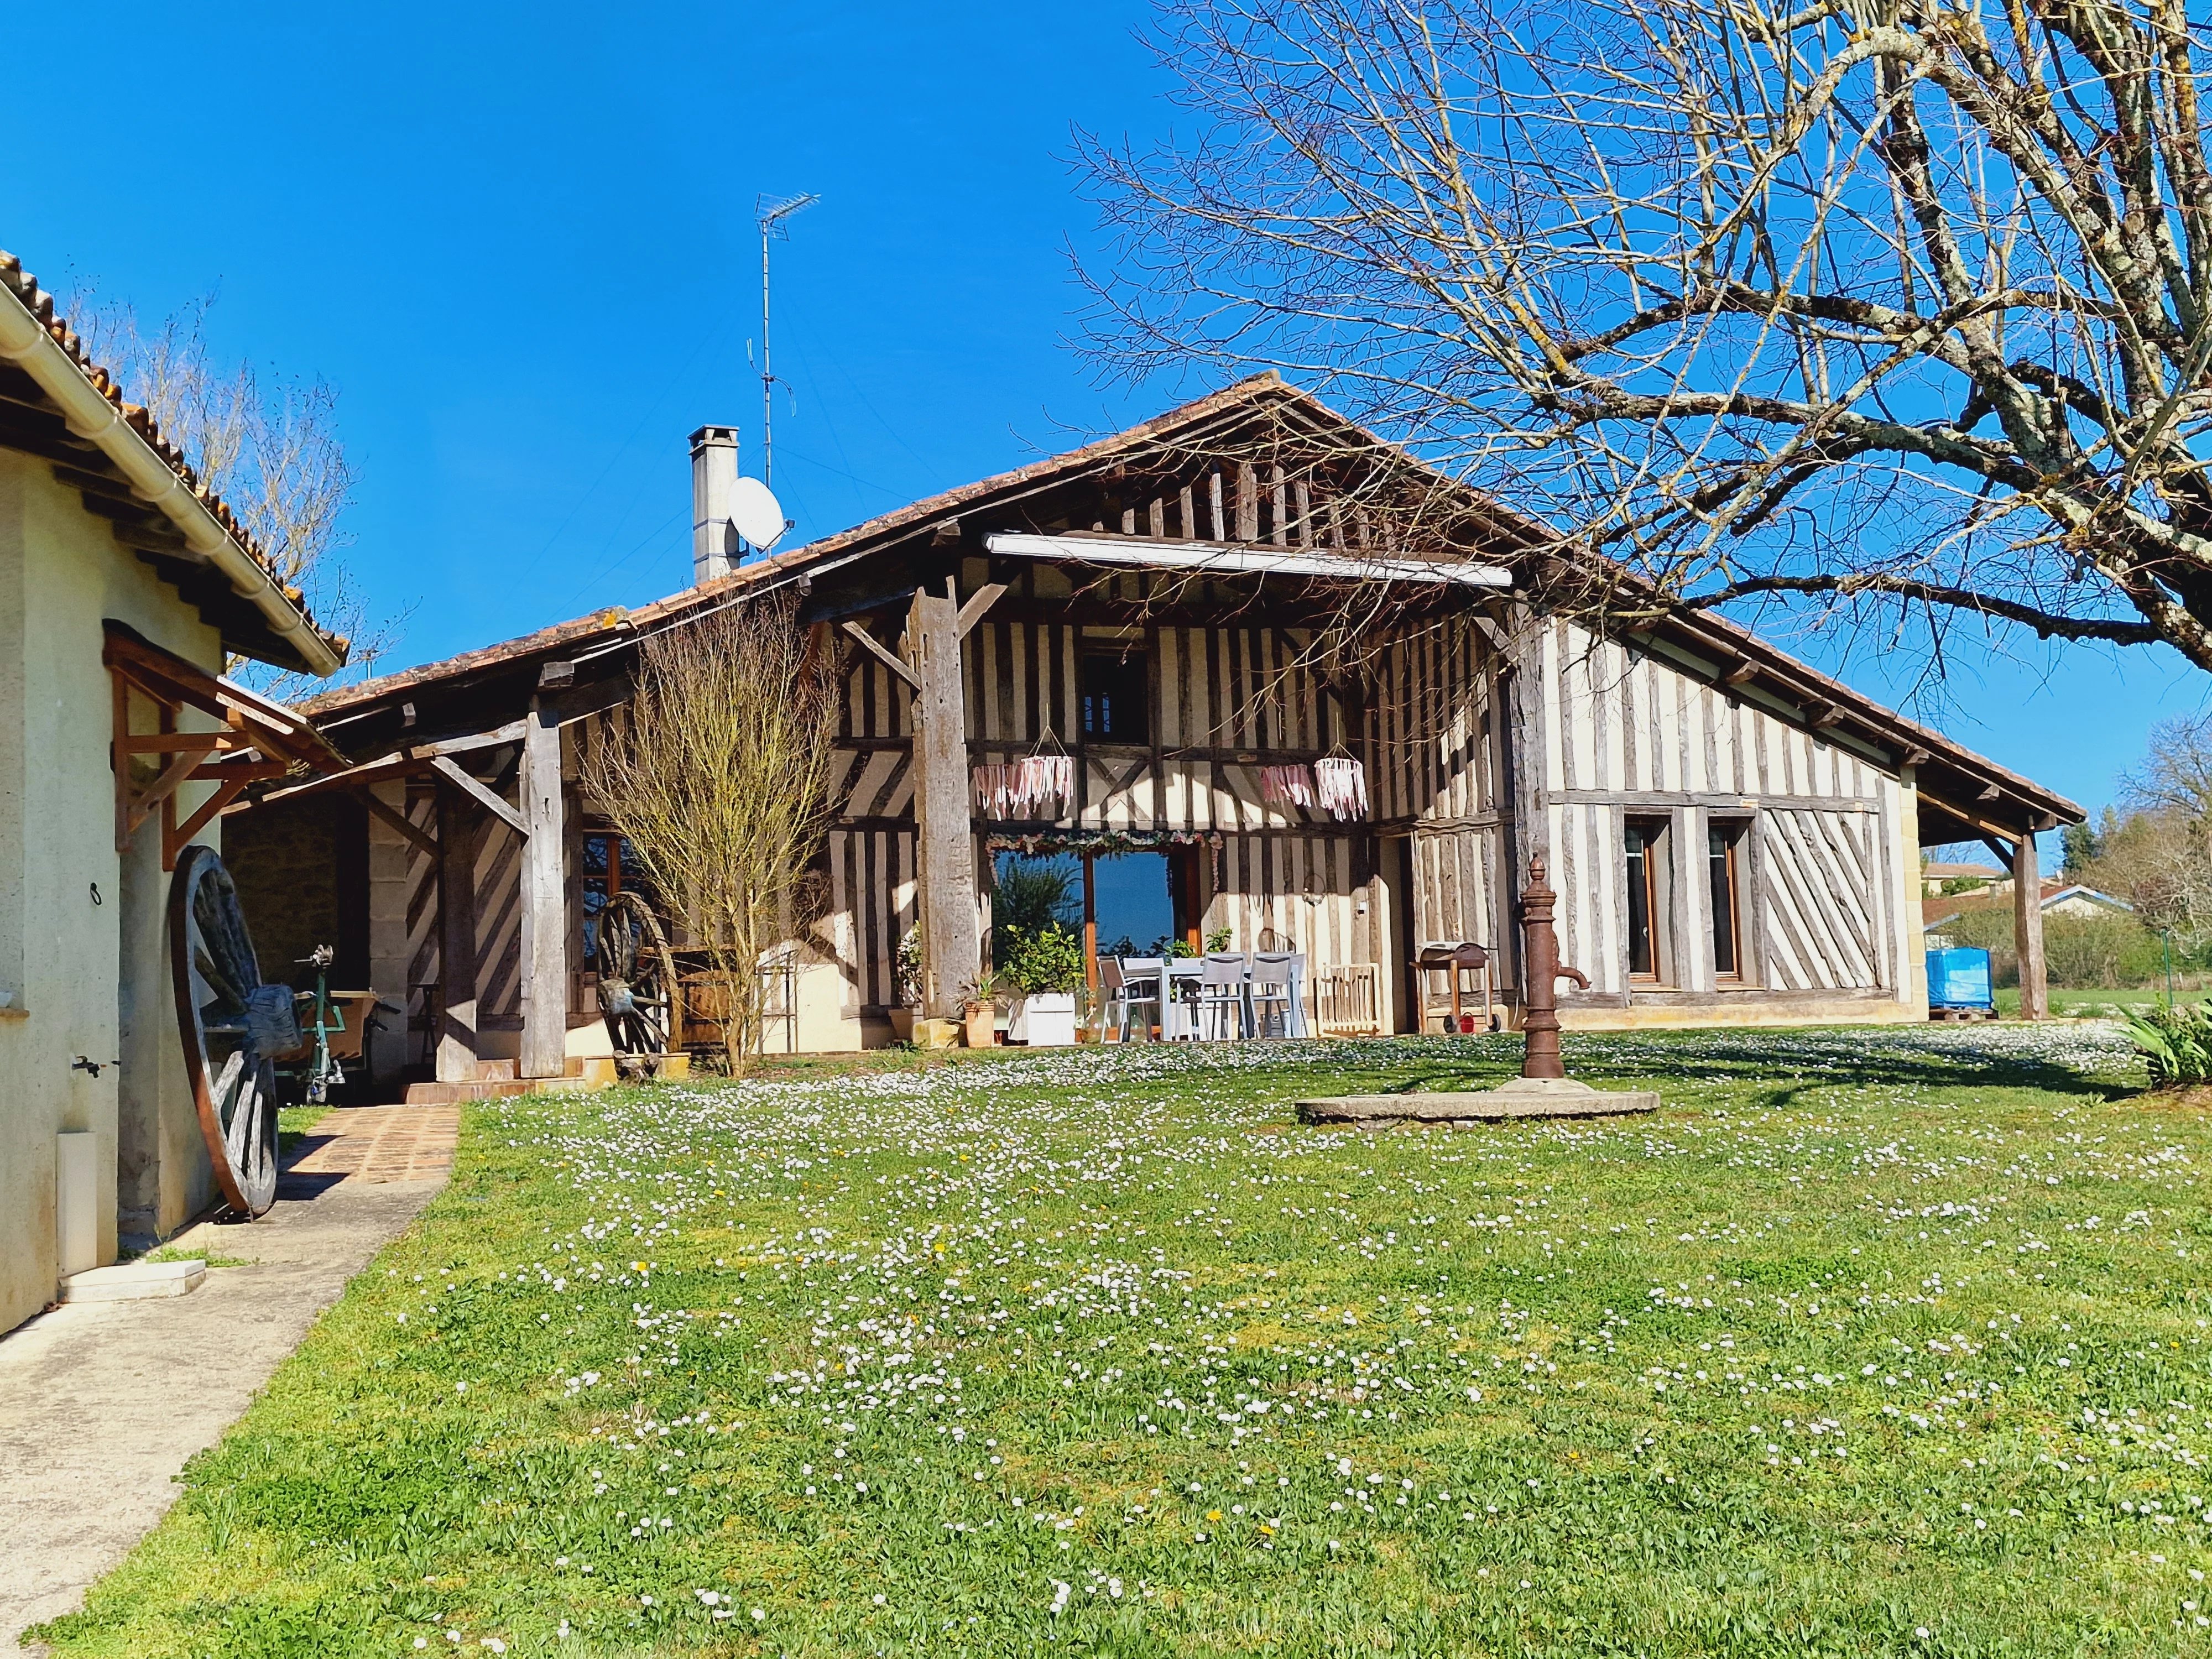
top-left (1250, 951), bottom-right (1310, 1038)
top-left (1103, 957), bottom-right (1164, 1041)
top-left (1162, 958), bottom-right (1206, 1039)
top-left (1197, 953), bottom-right (1252, 1040)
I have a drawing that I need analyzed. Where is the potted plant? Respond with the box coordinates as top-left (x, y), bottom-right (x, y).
top-left (889, 931), bottom-right (924, 1042)
top-left (962, 968), bottom-right (1000, 1048)
top-left (1003, 924), bottom-right (1084, 1046)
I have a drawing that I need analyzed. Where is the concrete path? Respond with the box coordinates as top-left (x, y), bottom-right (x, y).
top-left (0, 1105), bottom-right (458, 1654)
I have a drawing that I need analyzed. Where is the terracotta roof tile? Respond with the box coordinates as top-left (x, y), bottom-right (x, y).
top-left (0, 248), bottom-right (345, 660)
top-left (294, 375), bottom-right (2083, 829)
top-left (299, 374), bottom-right (1437, 716)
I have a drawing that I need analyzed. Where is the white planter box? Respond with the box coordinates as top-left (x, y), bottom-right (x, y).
top-left (1009, 992), bottom-right (1078, 1047)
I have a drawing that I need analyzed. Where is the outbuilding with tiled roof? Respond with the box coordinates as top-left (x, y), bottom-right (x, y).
top-left (0, 251), bottom-right (344, 1331)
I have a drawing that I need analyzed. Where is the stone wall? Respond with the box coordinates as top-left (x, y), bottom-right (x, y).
top-left (227, 795), bottom-right (367, 992)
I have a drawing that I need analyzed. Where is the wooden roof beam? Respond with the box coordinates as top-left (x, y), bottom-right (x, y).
top-left (255, 719), bottom-right (531, 808)
top-left (1916, 785), bottom-right (2046, 846)
top-left (984, 530), bottom-right (1513, 587)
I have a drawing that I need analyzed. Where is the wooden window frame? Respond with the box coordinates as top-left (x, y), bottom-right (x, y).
top-left (579, 824), bottom-right (658, 967)
top-left (1078, 650), bottom-right (1151, 745)
top-left (1624, 815), bottom-right (1673, 986)
top-left (1707, 816), bottom-right (1750, 985)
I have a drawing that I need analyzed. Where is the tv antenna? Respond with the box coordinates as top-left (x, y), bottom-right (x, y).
top-left (755, 191), bottom-right (818, 487)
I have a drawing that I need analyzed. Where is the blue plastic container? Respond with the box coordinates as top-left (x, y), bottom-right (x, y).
top-left (1926, 947), bottom-right (1995, 1010)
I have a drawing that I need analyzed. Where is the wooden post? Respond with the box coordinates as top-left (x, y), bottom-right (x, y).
top-left (904, 578), bottom-right (1002, 1019)
top-left (517, 701), bottom-right (567, 1078)
top-left (1082, 853), bottom-right (1099, 992)
top-left (435, 780), bottom-right (480, 1082)
top-left (2013, 829), bottom-right (2048, 1021)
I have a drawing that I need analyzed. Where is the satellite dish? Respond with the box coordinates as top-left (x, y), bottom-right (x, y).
top-left (729, 476), bottom-right (786, 550)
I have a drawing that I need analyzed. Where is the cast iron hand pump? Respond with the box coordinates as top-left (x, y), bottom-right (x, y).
top-left (1516, 854), bottom-right (1588, 1081)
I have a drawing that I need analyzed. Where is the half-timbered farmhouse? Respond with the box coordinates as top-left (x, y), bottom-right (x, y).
top-left (255, 375), bottom-right (2080, 1086)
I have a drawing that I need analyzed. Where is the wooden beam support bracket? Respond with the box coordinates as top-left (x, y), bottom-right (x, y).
top-left (954, 582), bottom-right (1008, 638)
top-left (841, 620), bottom-right (921, 687)
top-left (431, 755), bottom-right (528, 836)
top-left (185, 760), bottom-right (290, 785)
top-left (424, 720), bottom-right (529, 757)
top-left (165, 776), bottom-right (251, 869)
top-left (106, 624), bottom-right (345, 868)
top-left (121, 740), bottom-right (226, 847)
top-left (355, 787), bottom-right (440, 858)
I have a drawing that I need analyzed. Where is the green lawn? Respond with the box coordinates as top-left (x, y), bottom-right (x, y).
top-left (37, 1027), bottom-right (2212, 1657)
top-left (1995, 987), bottom-right (2173, 1019)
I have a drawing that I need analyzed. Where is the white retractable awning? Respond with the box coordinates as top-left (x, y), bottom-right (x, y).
top-left (982, 532), bottom-right (1514, 588)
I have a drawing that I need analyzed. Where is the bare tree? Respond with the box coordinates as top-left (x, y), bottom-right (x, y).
top-left (75, 290), bottom-right (397, 692)
top-left (2090, 804), bottom-right (2212, 940)
top-left (584, 594), bottom-right (842, 1075)
top-left (1080, 0), bottom-right (2212, 677)
top-left (2100, 709), bottom-right (2212, 938)
top-left (2123, 709), bottom-right (2212, 817)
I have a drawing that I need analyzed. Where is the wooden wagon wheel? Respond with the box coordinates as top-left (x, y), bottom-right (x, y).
top-left (594, 890), bottom-right (680, 1063)
top-left (169, 845), bottom-right (289, 1217)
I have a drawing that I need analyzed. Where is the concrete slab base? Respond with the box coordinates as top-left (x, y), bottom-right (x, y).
top-left (1, 1116), bottom-right (453, 1655)
top-left (59, 1261), bottom-right (205, 1303)
top-left (1297, 1078), bottom-right (1661, 1127)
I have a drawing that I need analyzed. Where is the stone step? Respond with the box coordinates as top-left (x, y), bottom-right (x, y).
top-left (62, 1259), bottom-right (206, 1302)
top-left (1296, 1081), bottom-right (1660, 1127)
top-left (401, 1077), bottom-right (587, 1105)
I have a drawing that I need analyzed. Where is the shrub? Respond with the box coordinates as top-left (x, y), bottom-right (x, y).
top-left (895, 931), bottom-right (924, 1008)
top-left (2122, 1000), bottom-right (2212, 1086)
top-left (990, 853), bottom-right (1079, 969)
top-left (1933, 908), bottom-right (2164, 989)
top-left (1001, 924), bottom-right (1086, 995)
top-left (2045, 913), bottom-right (2167, 987)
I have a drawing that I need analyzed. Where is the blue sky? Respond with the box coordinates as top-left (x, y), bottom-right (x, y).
top-left (3, 1), bottom-right (2200, 832)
